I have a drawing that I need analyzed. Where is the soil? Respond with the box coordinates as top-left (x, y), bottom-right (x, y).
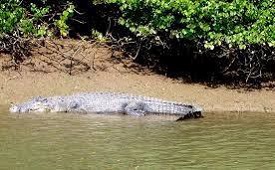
top-left (0, 39), bottom-right (274, 113)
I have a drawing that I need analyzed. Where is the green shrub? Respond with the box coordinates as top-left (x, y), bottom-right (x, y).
top-left (0, 0), bottom-right (75, 63)
top-left (0, 0), bottom-right (50, 37)
top-left (55, 3), bottom-right (75, 37)
top-left (105, 0), bottom-right (275, 49)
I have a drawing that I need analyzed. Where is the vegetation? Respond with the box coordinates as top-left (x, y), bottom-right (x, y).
top-left (106, 0), bottom-right (274, 49)
top-left (0, 0), bottom-right (274, 86)
top-left (0, 0), bottom-right (74, 62)
top-left (103, 0), bottom-right (275, 84)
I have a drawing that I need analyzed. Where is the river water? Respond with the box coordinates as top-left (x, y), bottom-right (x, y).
top-left (1, 106), bottom-right (275, 169)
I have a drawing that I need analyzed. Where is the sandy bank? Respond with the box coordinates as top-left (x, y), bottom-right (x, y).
top-left (0, 71), bottom-right (274, 113)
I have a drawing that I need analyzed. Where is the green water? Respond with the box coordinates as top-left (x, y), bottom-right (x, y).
top-left (1, 106), bottom-right (275, 169)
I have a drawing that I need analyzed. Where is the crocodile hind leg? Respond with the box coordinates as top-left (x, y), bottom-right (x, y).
top-left (124, 102), bottom-right (147, 116)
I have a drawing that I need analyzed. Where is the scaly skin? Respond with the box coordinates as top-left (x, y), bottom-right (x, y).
top-left (9, 92), bottom-right (203, 119)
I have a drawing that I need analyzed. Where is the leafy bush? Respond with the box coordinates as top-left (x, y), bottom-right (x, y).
top-left (55, 3), bottom-right (75, 37)
top-left (106, 0), bottom-right (274, 49)
top-left (0, 0), bottom-right (50, 37)
top-left (0, 0), bottom-right (74, 62)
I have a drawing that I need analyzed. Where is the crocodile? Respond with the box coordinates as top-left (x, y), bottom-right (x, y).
top-left (9, 92), bottom-right (203, 120)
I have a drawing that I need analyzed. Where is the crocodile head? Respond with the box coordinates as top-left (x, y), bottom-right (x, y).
top-left (10, 96), bottom-right (52, 113)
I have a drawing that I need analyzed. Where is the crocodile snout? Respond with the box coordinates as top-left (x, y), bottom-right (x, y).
top-left (9, 105), bottom-right (19, 113)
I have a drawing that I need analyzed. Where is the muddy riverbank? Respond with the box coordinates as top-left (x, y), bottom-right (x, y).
top-left (0, 39), bottom-right (274, 113)
top-left (1, 70), bottom-right (274, 113)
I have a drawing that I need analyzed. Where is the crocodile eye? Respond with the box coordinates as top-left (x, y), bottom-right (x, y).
top-left (35, 96), bottom-right (47, 102)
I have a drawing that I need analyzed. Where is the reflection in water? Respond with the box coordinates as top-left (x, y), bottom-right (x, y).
top-left (0, 106), bottom-right (275, 169)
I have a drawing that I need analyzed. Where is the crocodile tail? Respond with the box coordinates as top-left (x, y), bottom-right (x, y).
top-left (176, 111), bottom-right (203, 121)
